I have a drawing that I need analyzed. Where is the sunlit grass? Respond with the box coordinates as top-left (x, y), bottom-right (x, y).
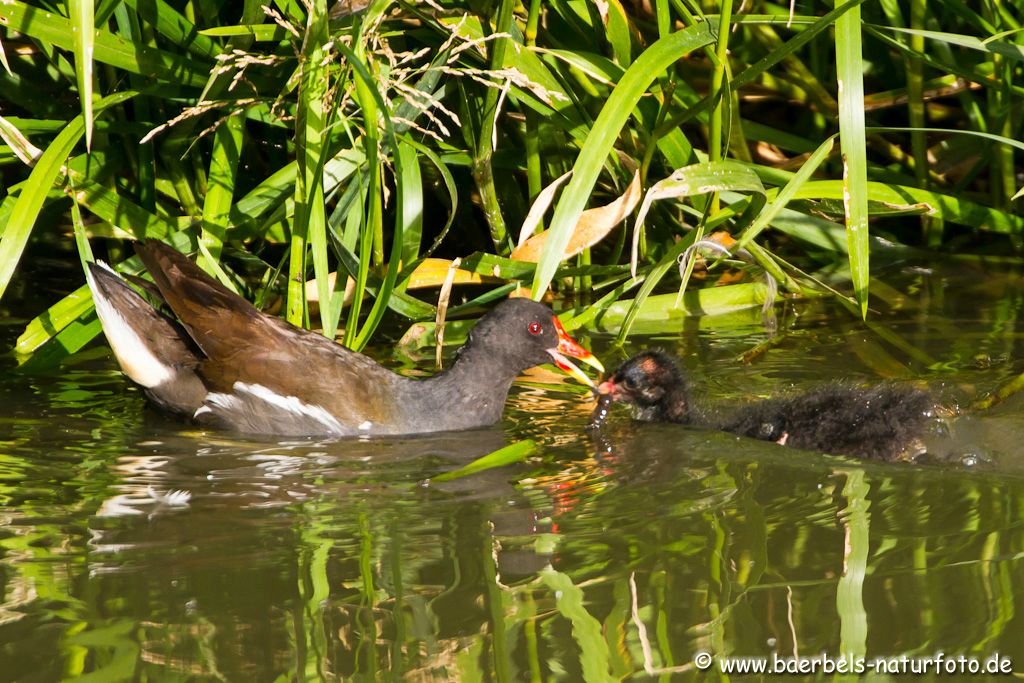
top-left (0, 0), bottom-right (1021, 367)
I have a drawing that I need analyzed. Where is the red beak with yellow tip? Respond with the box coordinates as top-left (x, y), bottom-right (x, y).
top-left (547, 316), bottom-right (604, 389)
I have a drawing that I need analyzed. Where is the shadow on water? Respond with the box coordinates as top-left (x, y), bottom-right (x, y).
top-left (3, 262), bottom-right (1024, 679)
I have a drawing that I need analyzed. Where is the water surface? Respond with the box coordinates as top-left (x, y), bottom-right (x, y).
top-left (3, 262), bottom-right (1024, 680)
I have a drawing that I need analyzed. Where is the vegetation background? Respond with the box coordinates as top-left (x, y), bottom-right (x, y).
top-left (2, 2), bottom-right (1024, 679)
top-left (0, 0), bottom-right (1021, 363)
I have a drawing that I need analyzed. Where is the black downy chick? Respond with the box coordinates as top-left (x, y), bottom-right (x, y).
top-left (592, 350), bottom-right (933, 461)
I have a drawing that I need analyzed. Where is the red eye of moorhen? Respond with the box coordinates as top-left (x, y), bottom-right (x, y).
top-left (528, 321), bottom-right (543, 335)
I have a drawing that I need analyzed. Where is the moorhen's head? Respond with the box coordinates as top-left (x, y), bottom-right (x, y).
top-left (596, 350), bottom-right (691, 423)
top-left (464, 298), bottom-right (603, 386)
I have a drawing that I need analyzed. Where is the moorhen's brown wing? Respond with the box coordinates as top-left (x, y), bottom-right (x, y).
top-left (133, 241), bottom-right (405, 435)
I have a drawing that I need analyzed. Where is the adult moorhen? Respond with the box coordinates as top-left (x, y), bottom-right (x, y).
top-left (591, 350), bottom-right (933, 461)
top-left (86, 241), bottom-right (602, 437)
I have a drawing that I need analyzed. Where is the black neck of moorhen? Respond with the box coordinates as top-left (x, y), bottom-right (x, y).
top-left (392, 343), bottom-right (529, 432)
top-left (398, 301), bottom-right (567, 432)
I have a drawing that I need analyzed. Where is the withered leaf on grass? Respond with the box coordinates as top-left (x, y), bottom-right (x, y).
top-left (304, 258), bottom-right (502, 314)
top-left (630, 161), bottom-right (766, 276)
top-left (511, 156), bottom-right (641, 263)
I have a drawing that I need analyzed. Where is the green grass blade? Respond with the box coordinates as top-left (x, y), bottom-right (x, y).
top-left (68, 170), bottom-right (179, 239)
top-left (732, 0), bottom-right (867, 91)
top-left (732, 136), bottom-right (835, 252)
top-left (14, 308), bottom-right (103, 373)
top-left (15, 284), bottom-right (94, 355)
top-left (0, 90), bottom-right (136, 302)
top-left (324, 41), bottom-right (406, 349)
top-left (878, 25), bottom-right (1024, 63)
top-left (400, 137), bottom-right (458, 259)
top-left (614, 236), bottom-right (694, 344)
top-left (791, 180), bottom-right (1024, 234)
top-left (122, 0), bottom-right (218, 59)
top-left (0, 114), bottom-right (42, 163)
top-left (631, 160), bottom-right (766, 276)
top-left (708, 0), bottom-right (733, 170)
top-left (70, 0), bottom-right (95, 150)
top-left (474, 0), bottom-right (515, 251)
top-left (199, 24), bottom-right (290, 41)
top-left (430, 440), bottom-right (536, 482)
top-left (835, 1), bottom-right (869, 318)
top-left (0, 0), bottom-right (210, 86)
top-left (294, 0), bottom-right (331, 335)
top-left (343, 90), bottom-right (382, 346)
top-left (68, 177), bottom-right (94, 273)
top-left (396, 139), bottom-right (423, 267)
top-left (0, 31), bottom-right (10, 75)
top-left (530, 22), bottom-right (715, 299)
top-left (200, 114), bottom-right (244, 267)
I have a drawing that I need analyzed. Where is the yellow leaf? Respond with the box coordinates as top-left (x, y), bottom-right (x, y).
top-left (304, 259), bottom-right (502, 313)
top-left (511, 159), bottom-right (641, 263)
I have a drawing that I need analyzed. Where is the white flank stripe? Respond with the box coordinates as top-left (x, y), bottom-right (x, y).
top-left (202, 383), bottom-right (346, 434)
top-left (87, 262), bottom-right (174, 388)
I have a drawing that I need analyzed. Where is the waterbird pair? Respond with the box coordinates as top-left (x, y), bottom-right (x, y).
top-left (87, 242), bottom-right (932, 458)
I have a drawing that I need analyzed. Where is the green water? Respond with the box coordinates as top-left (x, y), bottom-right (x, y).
top-left (3, 263), bottom-right (1024, 681)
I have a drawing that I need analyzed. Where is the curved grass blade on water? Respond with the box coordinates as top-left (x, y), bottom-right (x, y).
top-left (429, 440), bottom-right (537, 483)
top-left (600, 281), bottom-right (770, 336)
top-left (539, 568), bottom-right (614, 682)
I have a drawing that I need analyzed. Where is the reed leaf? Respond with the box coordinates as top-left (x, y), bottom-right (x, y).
top-left (0, 91), bottom-right (136, 302)
top-left (69, 0), bottom-right (95, 150)
top-left (0, 0), bottom-right (210, 86)
top-left (530, 22), bottom-right (716, 299)
top-left (835, 1), bottom-right (870, 317)
top-left (430, 440), bottom-right (536, 483)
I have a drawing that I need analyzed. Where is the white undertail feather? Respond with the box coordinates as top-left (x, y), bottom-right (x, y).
top-left (86, 261), bottom-right (175, 388)
top-left (197, 382), bottom-right (347, 435)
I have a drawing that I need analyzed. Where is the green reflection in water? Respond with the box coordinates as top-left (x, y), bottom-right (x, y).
top-left (3, 265), bottom-right (1024, 680)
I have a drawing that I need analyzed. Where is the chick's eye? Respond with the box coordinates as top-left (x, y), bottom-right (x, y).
top-left (528, 321), bottom-right (543, 335)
